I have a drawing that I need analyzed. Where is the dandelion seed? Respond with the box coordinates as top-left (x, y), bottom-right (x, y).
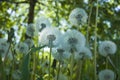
top-left (63, 29), bottom-right (86, 52)
top-left (26, 24), bottom-right (36, 37)
top-left (24, 38), bottom-right (34, 48)
top-left (98, 69), bottom-right (115, 80)
top-left (15, 42), bottom-right (29, 54)
top-left (52, 45), bottom-right (71, 61)
top-left (75, 47), bottom-right (92, 60)
top-left (39, 27), bottom-right (62, 47)
top-left (69, 8), bottom-right (88, 26)
top-left (98, 41), bottom-right (117, 57)
top-left (36, 16), bottom-right (51, 32)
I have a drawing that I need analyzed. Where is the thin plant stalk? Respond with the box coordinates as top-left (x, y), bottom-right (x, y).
top-left (32, 52), bottom-right (36, 80)
top-left (78, 60), bottom-right (83, 80)
top-left (86, 5), bottom-right (93, 47)
top-left (55, 1), bottom-right (60, 27)
top-left (10, 50), bottom-right (16, 80)
top-left (41, 49), bottom-right (44, 63)
top-left (70, 54), bottom-right (74, 80)
top-left (49, 40), bottom-right (52, 80)
top-left (106, 56), bottom-right (108, 69)
top-left (94, 0), bottom-right (99, 80)
top-left (57, 61), bottom-right (61, 80)
top-left (107, 56), bottom-right (119, 72)
top-left (107, 56), bottom-right (120, 79)
top-left (75, 59), bottom-right (83, 80)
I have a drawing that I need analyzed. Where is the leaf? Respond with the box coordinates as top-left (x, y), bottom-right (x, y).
top-left (26, 45), bottom-right (46, 55)
top-left (21, 54), bottom-right (30, 80)
top-left (21, 45), bottom-right (46, 80)
top-left (30, 45), bottom-right (46, 53)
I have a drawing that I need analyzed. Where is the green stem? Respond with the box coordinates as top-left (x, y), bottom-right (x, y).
top-left (106, 56), bottom-right (108, 69)
top-left (107, 56), bottom-right (119, 72)
top-left (57, 61), bottom-right (61, 80)
top-left (41, 49), bottom-right (44, 63)
top-left (32, 52), bottom-right (36, 80)
top-left (94, 0), bottom-right (99, 80)
top-left (49, 41), bottom-right (52, 80)
top-left (86, 5), bottom-right (93, 47)
top-left (55, 1), bottom-right (59, 27)
top-left (78, 60), bottom-right (83, 80)
top-left (70, 54), bottom-right (74, 80)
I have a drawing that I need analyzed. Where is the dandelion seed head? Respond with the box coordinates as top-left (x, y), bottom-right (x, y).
top-left (57, 48), bottom-right (64, 54)
top-left (47, 35), bottom-right (56, 42)
top-left (52, 45), bottom-right (71, 61)
top-left (36, 16), bottom-right (51, 32)
top-left (39, 27), bottom-right (62, 47)
top-left (98, 69), bottom-right (115, 80)
top-left (26, 24), bottom-right (36, 37)
top-left (15, 42), bottom-right (29, 54)
top-left (75, 47), bottom-right (92, 60)
top-left (98, 41), bottom-right (117, 57)
top-left (69, 8), bottom-right (88, 26)
top-left (24, 39), bottom-right (34, 48)
top-left (63, 29), bottom-right (86, 52)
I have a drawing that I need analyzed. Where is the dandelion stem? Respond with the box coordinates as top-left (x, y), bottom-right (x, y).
top-left (86, 4), bottom-right (93, 47)
top-left (78, 60), bottom-right (83, 80)
top-left (32, 52), bottom-right (36, 80)
top-left (57, 61), bottom-right (61, 80)
top-left (70, 54), bottom-right (74, 80)
top-left (106, 56), bottom-right (108, 69)
top-left (41, 49), bottom-right (44, 63)
top-left (49, 40), bottom-right (52, 80)
top-left (94, 0), bottom-right (99, 79)
top-left (107, 56), bottom-right (119, 72)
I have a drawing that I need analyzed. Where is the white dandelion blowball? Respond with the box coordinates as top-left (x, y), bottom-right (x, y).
top-left (52, 45), bottom-right (71, 61)
top-left (36, 16), bottom-right (51, 32)
top-left (39, 27), bottom-right (62, 47)
top-left (75, 47), bottom-right (92, 60)
top-left (69, 8), bottom-right (88, 26)
top-left (98, 69), bottom-right (115, 80)
top-left (63, 29), bottom-right (86, 52)
top-left (26, 24), bottom-right (36, 37)
top-left (98, 41), bottom-right (117, 57)
top-left (24, 38), bottom-right (34, 48)
top-left (15, 42), bottom-right (29, 54)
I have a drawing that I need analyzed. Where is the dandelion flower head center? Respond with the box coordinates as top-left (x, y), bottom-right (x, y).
top-left (75, 14), bottom-right (82, 22)
top-left (47, 34), bottom-right (56, 42)
top-left (104, 74), bottom-right (111, 80)
top-left (79, 52), bottom-right (85, 57)
top-left (104, 46), bottom-right (110, 53)
top-left (79, 52), bottom-right (85, 59)
top-left (1, 43), bottom-right (7, 47)
top-left (26, 41), bottom-right (31, 45)
top-left (28, 26), bottom-right (35, 32)
top-left (19, 46), bottom-right (24, 51)
top-left (39, 23), bottom-right (46, 31)
top-left (68, 37), bottom-right (78, 45)
top-left (0, 49), bottom-right (5, 53)
top-left (57, 48), bottom-right (64, 54)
